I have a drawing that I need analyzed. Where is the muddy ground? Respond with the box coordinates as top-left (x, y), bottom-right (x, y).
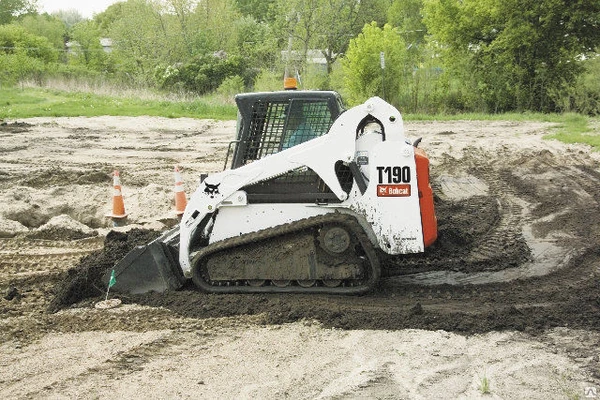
top-left (0, 115), bottom-right (599, 399)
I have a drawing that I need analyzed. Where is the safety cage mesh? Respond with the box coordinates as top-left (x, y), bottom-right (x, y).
top-left (240, 98), bottom-right (352, 203)
top-left (241, 99), bottom-right (334, 163)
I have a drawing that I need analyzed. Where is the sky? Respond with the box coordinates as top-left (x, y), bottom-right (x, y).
top-left (38, 0), bottom-right (121, 18)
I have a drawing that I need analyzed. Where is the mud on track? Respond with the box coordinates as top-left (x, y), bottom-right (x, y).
top-left (1, 116), bottom-right (600, 397)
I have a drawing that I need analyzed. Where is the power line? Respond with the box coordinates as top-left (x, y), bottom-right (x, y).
top-left (0, 45), bottom-right (110, 53)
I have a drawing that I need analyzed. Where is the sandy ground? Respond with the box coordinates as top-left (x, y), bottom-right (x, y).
top-left (1, 114), bottom-right (600, 399)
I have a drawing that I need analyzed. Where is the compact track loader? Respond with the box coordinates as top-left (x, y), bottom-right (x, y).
top-left (104, 90), bottom-right (437, 294)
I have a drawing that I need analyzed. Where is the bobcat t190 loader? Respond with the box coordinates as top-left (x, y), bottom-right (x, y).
top-left (104, 90), bottom-right (437, 295)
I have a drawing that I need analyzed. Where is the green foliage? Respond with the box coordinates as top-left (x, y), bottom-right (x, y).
top-left (235, 16), bottom-right (278, 70)
top-left (18, 14), bottom-right (67, 51)
top-left (316, 0), bottom-right (389, 74)
top-left (217, 75), bottom-right (246, 98)
top-left (549, 55), bottom-right (600, 116)
top-left (95, 2), bottom-right (125, 33)
top-left (0, 25), bottom-right (58, 84)
top-left (69, 21), bottom-right (107, 71)
top-left (388, 0), bottom-right (426, 46)
top-left (97, 0), bottom-right (244, 85)
top-left (155, 53), bottom-right (248, 94)
top-left (479, 375), bottom-right (491, 395)
top-left (235, 0), bottom-right (276, 22)
top-left (0, 25), bottom-right (57, 63)
top-left (0, 0), bottom-right (36, 25)
top-left (252, 69), bottom-right (283, 92)
top-left (342, 22), bottom-right (407, 105)
top-left (299, 64), bottom-right (329, 90)
top-left (423, 0), bottom-right (600, 113)
top-left (0, 0), bottom-right (597, 116)
top-left (272, 0), bottom-right (387, 75)
top-left (188, 0), bottom-right (242, 52)
top-left (102, 0), bottom-right (169, 79)
top-left (544, 113), bottom-right (600, 151)
top-left (0, 52), bottom-right (46, 84)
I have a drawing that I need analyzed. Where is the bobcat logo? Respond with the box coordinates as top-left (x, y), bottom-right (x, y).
top-left (204, 182), bottom-right (221, 198)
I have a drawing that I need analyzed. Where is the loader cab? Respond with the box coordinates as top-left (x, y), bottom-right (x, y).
top-left (228, 90), bottom-right (351, 204)
top-left (230, 90), bottom-right (344, 168)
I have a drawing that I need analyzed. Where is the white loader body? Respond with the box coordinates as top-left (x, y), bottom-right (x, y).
top-left (178, 97), bottom-right (424, 278)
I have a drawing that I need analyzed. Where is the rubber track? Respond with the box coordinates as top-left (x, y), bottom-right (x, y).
top-left (191, 213), bottom-right (381, 294)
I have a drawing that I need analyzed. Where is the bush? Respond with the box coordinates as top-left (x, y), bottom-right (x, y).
top-left (342, 23), bottom-right (407, 106)
top-left (217, 75), bottom-right (246, 97)
top-left (156, 53), bottom-right (248, 95)
top-left (0, 25), bottom-right (58, 64)
top-left (251, 69), bottom-right (282, 92)
top-left (299, 64), bottom-right (329, 91)
top-left (0, 53), bottom-right (48, 85)
top-left (549, 56), bottom-right (600, 116)
top-left (0, 25), bottom-right (60, 84)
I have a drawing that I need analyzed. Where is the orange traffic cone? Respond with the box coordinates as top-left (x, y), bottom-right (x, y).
top-left (106, 170), bottom-right (128, 224)
top-left (174, 166), bottom-right (187, 217)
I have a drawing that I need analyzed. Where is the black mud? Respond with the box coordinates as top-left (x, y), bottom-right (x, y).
top-left (47, 192), bottom-right (600, 334)
top-left (47, 229), bottom-right (160, 313)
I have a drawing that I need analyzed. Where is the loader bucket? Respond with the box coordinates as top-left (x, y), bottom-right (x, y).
top-left (101, 228), bottom-right (186, 294)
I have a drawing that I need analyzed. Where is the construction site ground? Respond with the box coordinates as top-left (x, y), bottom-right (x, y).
top-left (1, 115), bottom-right (599, 399)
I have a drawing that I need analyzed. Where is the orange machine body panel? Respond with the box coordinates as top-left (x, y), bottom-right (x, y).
top-left (414, 147), bottom-right (438, 247)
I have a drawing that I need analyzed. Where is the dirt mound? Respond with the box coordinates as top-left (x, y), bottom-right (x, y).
top-left (383, 194), bottom-right (531, 275)
top-left (47, 229), bottom-right (160, 313)
top-left (0, 217), bottom-right (28, 237)
top-left (26, 215), bottom-right (97, 240)
top-left (0, 121), bottom-right (32, 133)
top-left (48, 194), bottom-right (494, 311)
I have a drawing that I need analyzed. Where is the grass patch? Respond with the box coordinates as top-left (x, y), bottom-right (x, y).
top-left (404, 111), bottom-right (547, 122)
top-left (405, 111), bottom-right (600, 151)
top-left (479, 375), bottom-right (491, 395)
top-left (0, 86), bottom-right (237, 120)
top-left (543, 113), bottom-right (600, 151)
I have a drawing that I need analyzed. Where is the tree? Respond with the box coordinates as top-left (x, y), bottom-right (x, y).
top-left (272, 0), bottom-right (389, 77)
top-left (95, 2), bottom-right (126, 33)
top-left (69, 20), bottom-right (106, 70)
top-left (316, 0), bottom-right (389, 74)
top-left (342, 22), bottom-right (407, 105)
top-left (105, 0), bottom-right (171, 77)
top-left (424, 0), bottom-right (600, 112)
top-left (50, 9), bottom-right (84, 29)
top-left (18, 14), bottom-right (67, 50)
top-left (275, 0), bottom-right (320, 70)
top-left (0, 24), bottom-right (57, 83)
top-left (234, 16), bottom-right (278, 70)
top-left (387, 0), bottom-right (426, 51)
top-left (0, 24), bottom-right (56, 62)
top-left (0, 0), bottom-right (37, 25)
top-left (190, 0), bottom-right (241, 52)
top-left (234, 0), bottom-right (276, 22)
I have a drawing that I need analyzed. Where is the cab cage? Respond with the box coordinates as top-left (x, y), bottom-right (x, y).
top-left (228, 91), bottom-right (351, 203)
top-left (231, 91), bottom-right (344, 168)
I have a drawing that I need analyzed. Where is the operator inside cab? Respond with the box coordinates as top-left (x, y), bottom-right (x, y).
top-left (281, 101), bottom-right (317, 150)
